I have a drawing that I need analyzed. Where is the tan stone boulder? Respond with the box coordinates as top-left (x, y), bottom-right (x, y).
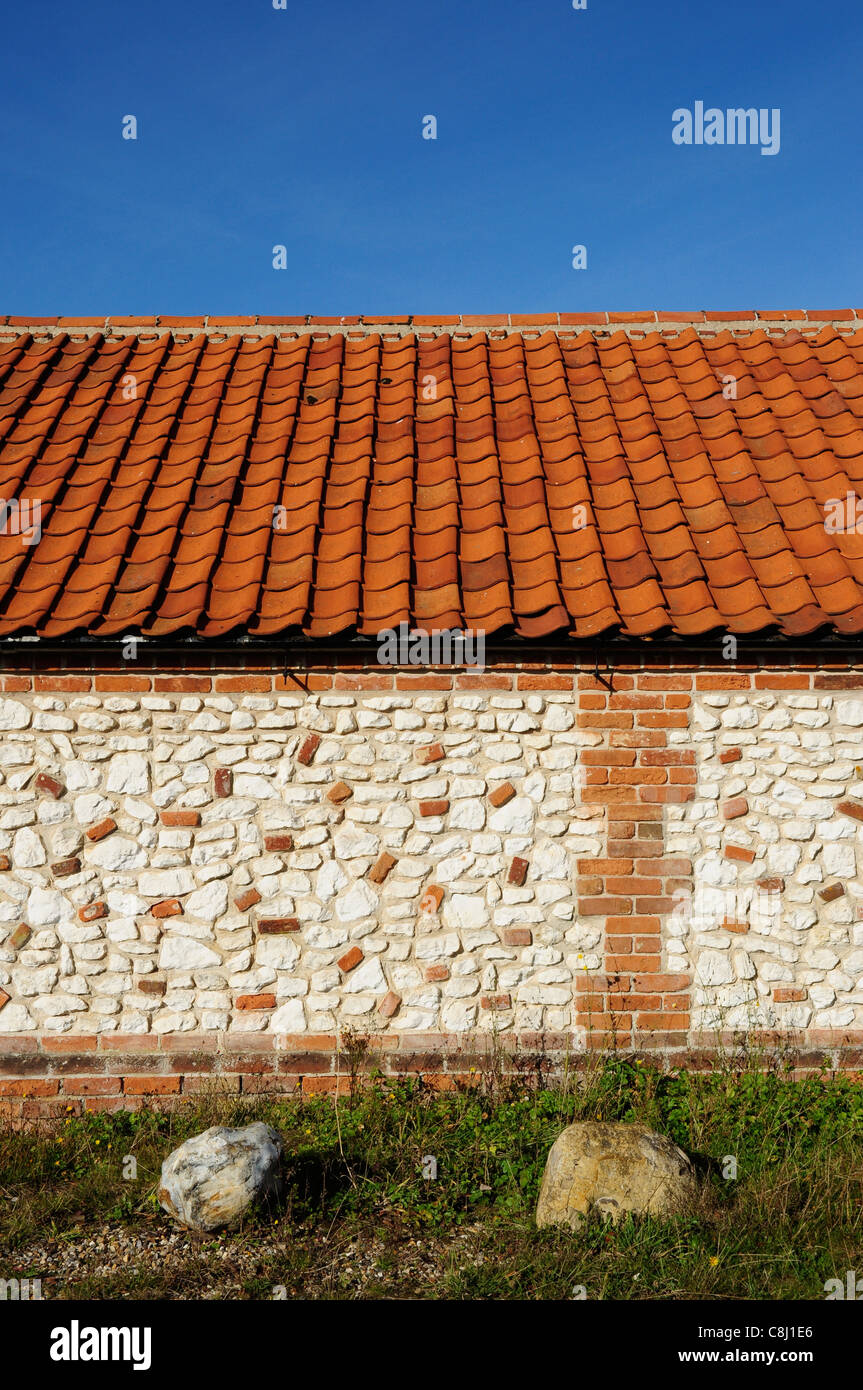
top-left (536, 1120), bottom-right (696, 1229)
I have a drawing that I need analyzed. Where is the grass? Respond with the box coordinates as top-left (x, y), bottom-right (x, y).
top-left (2, 1053), bottom-right (862, 1300)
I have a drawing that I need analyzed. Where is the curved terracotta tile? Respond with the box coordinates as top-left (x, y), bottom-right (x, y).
top-left (4, 323), bottom-right (863, 637)
top-left (413, 527), bottom-right (457, 562)
top-left (360, 585), bottom-right (411, 624)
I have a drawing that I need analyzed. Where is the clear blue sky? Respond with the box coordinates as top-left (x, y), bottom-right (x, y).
top-left (1, 0), bottom-right (859, 314)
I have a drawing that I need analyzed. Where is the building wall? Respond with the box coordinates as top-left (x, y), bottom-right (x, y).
top-left (1, 662), bottom-right (862, 1118)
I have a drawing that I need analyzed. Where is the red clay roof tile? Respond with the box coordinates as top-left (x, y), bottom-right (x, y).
top-left (1, 320), bottom-right (863, 639)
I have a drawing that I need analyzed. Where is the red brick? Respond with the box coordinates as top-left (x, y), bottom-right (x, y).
top-left (214, 676), bottom-right (272, 692)
top-left (151, 898), bottom-right (183, 919)
top-left (378, 991), bottom-right (401, 1018)
top-left (369, 852), bottom-right (397, 883)
top-left (94, 675), bottom-right (151, 692)
top-left (161, 810), bottom-right (200, 827)
top-left (124, 1076), bottom-right (181, 1095)
top-left (258, 917), bottom-right (300, 933)
top-left (582, 787), bottom-right (647, 805)
top-left (136, 979), bottom-right (166, 995)
top-left (838, 801), bottom-right (863, 822)
top-left (326, 781), bottom-right (352, 804)
top-left (419, 799), bottom-right (449, 817)
top-left (517, 675), bottom-right (573, 690)
top-left (52, 857), bottom-right (81, 878)
top-left (214, 768), bottom-right (233, 798)
top-left (633, 972), bottom-right (689, 992)
top-left (233, 889), bottom-right (261, 911)
top-left (98, 1033), bottom-right (160, 1050)
top-left (754, 674), bottom-right (810, 689)
top-left (643, 857), bottom-right (691, 875)
top-left (723, 921), bottom-right (749, 934)
top-left (578, 897), bottom-right (631, 916)
top-left (583, 768), bottom-right (609, 785)
top-left (819, 882), bottom-right (845, 902)
top-left (757, 877), bottom-right (784, 892)
top-left (480, 993), bottom-right (512, 1011)
top-left (63, 1076), bottom-right (122, 1096)
top-left (719, 747), bottom-right (742, 764)
top-left (488, 782), bottom-right (516, 807)
top-left (297, 733), bottom-right (320, 765)
top-left (581, 750), bottom-right (636, 767)
top-left (35, 772), bottom-right (65, 799)
top-left (636, 675), bottom-right (692, 690)
top-left (606, 876), bottom-right (662, 895)
top-left (503, 928), bottom-right (532, 947)
top-left (0, 854), bottom-right (9, 871)
top-left (334, 674), bottom-right (394, 690)
top-left (695, 674), bottom-right (752, 691)
top-left (636, 713), bottom-right (688, 729)
top-left (722, 797), bottom-right (749, 820)
top-left (637, 1013), bottom-right (690, 1030)
top-left (34, 677), bottom-right (90, 694)
top-left (338, 946), bottom-right (364, 973)
top-left (773, 988), bottom-right (807, 1003)
top-left (724, 844), bottom-right (755, 863)
top-left (424, 965), bottom-right (450, 983)
top-left (302, 1076), bottom-right (349, 1096)
top-left (420, 883), bottom-right (444, 912)
top-left (619, 995), bottom-right (662, 1011)
top-left (0, 1079), bottom-right (59, 1096)
top-left (86, 817), bottom-right (117, 841)
top-left (264, 833), bottom-right (294, 852)
top-left (182, 1075), bottom-right (242, 1095)
top-left (578, 858), bottom-right (633, 874)
top-left (637, 785), bottom-right (694, 804)
top-left (578, 875), bottom-right (603, 894)
top-left (607, 954), bottom-right (661, 972)
top-left (610, 767), bottom-right (667, 785)
top-left (508, 856), bottom-right (529, 886)
top-left (81, 1097), bottom-right (131, 1114)
top-left (236, 993), bottom-right (277, 1010)
top-left (234, 887), bottom-right (262, 911)
top-left (611, 731), bottom-right (666, 748)
top-left (416, 743), bottom-right (445, 765)
top-left (814, 674), bottom-right (863, 690)
top-left (635, 896), bottom-right (677, 913)
top-left (607, 693), bottom-right (663, 711)
top-left (42, 1034), bottom-right (99, 1053)
top-left (455, 673), bottom-right (512, 690)
top-left (154, 677), bottom-right (212, 692)
top-left (640, 749), bottom-right (695, 766)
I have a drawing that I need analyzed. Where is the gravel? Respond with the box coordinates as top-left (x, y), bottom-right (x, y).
top-left (6, 1218), bottom-right (485, 1299)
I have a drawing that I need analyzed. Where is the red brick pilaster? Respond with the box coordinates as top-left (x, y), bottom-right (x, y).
top-left (575, 673), bottom-right (694, 1052)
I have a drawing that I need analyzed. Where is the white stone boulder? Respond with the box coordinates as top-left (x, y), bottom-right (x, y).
top-left (158, 1123), bottom-right (284, 1231)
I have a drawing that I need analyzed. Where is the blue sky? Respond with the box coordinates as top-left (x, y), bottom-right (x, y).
top-left (1, 0), bottom-right (859, 313)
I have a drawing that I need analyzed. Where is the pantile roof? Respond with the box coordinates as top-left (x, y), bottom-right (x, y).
top-left (1, 312), bottom-right (863, 641)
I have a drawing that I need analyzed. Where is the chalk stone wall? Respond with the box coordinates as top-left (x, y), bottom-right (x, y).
top-left (669, 691), bottom-right (863, 1033)
top-left (0, 687), bottom-right (603, 1037)
top-left (2, 671), bottom-right (863, 1061)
